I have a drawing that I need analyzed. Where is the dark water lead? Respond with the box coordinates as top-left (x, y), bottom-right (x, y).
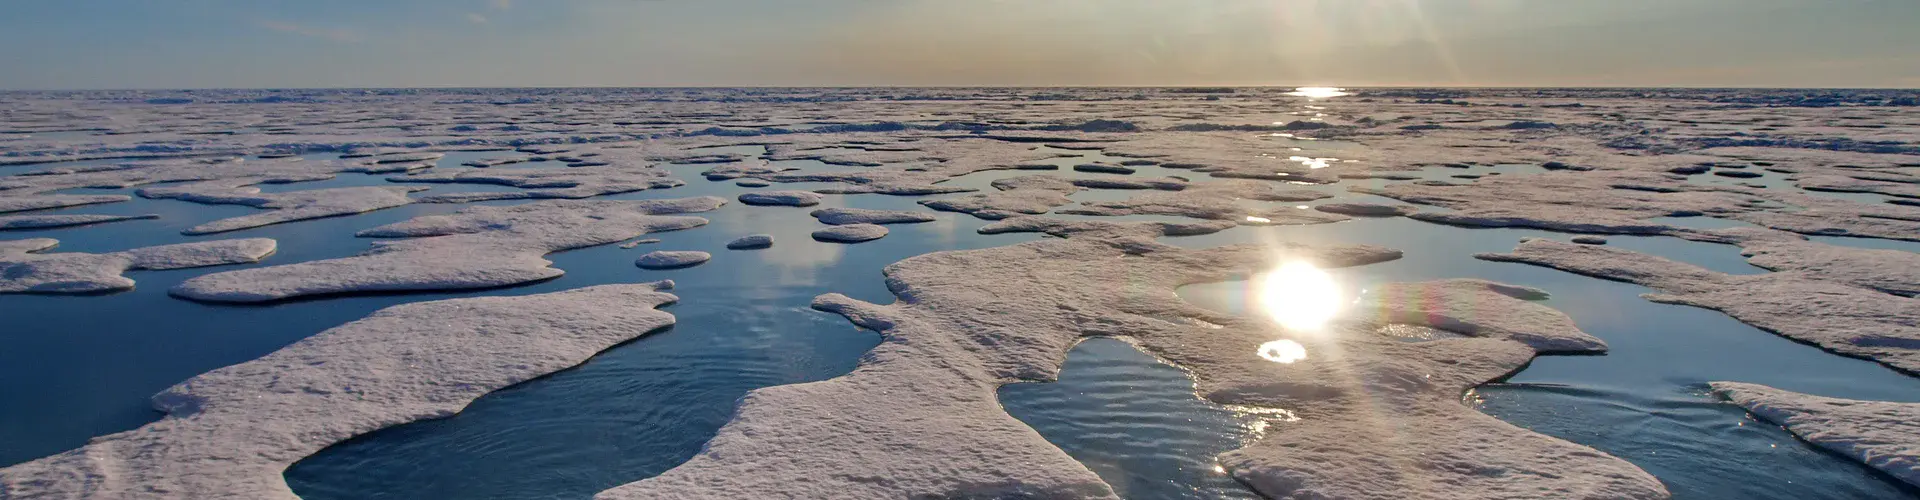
top-left (284, 299), bottom-right (882, 500)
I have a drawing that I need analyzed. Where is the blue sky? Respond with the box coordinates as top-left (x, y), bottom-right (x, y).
top-left (1, 0), bottom-right (1915, 89)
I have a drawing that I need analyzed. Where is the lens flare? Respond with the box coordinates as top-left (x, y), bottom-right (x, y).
top-left (1255, 261), bottom-right (1343, 332)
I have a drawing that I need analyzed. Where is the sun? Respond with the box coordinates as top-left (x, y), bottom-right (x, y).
top-left (1285, 87), bottom-right (1351, 99)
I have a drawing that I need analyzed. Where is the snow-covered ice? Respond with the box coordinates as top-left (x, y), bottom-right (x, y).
top-left (1, 238), bottom-right (275, 294)
top-left (169, 197), bottom-right (722, 302)
top-left (635, 250), bottom-right (711, 269)
top-left (724, 234), bottom-right (773, 250)
top-left (737, 190), bottom-right (823, 207)
top-left (139, 183), bottom-right (424, 235)
top-left (810, 223), bottom-right (888, 243)
top-left (0, 213), bottom-right (157, 230)
top-left (808, 207), bottom-right (935, 225)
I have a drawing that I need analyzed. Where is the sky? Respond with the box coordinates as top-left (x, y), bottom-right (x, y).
top-left (1, 0), bottom-right (1916, 90)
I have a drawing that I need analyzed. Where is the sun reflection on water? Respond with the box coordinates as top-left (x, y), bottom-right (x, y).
top-left (1253, 261), bottom-right (1343, 332)
top-left (1256, 339), bottom-right (1308, 364)
top-left (1288, 156), bottom-right (1337, 169)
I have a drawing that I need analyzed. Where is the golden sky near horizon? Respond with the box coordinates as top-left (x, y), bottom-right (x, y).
top-left (2, 0), bottom-right (1916, 89)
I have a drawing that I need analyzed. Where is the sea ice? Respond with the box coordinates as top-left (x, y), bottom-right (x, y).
top-left (0, 213), bottom-right (157, 230)
top-left (1061, 179), bottom-right (1345, 225)
top-left (139, 183), bottom-right (424, 235)
top-left (920, 186), bottom-right (1075, 220)
top-left (0, 194), bottom-right (129, 214)
top-left (811, 223), bottom-right (888, 243)
top-left (808, 207), bottom-right (935, 225)
top-left (725, 234), bottom-right (773, 250)
top-left (170, 197), bottom-right (722, 302)
top-left (1, 238), bottom-right (276, 294)
top-left (635, 250), bottom-right (711, 269)
top-left (399, 164), bottom-right (685, 202)
top-left (738, 190), bottom-right (824, 207)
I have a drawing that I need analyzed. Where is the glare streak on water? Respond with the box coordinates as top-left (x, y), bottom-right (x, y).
top-left (1168, 219), bottom-right (1920, 499)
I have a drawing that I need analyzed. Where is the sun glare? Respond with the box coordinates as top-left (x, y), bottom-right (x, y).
top-left (1285, 87), bottom-right (1350, 99)
top-left (1257, 339), bottom-right (1308, 364)
top-left (1254, 261), bottom-right (1343, 332)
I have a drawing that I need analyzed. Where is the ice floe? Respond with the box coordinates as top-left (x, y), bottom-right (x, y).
top-left (1, 238), bottom-right (275, 294)
top-left (635, 250), bottom-right (711, 269)
top-left (737, 190), bottom-right (823, 207)
top-left (139, 183), bottom-right (424, 235)
top-left (169, 197), bottom-right (722, 302)
top-left (811, 223), bottom-right (888, 243)
top-left (808, 207), bottom-right (935, 225)
top-left (0, 213), bottom-right (157, 230)
top-left (1060, 180), bottom-right (1345, 225)
top-left (725, 234), bottom-right (773, 250)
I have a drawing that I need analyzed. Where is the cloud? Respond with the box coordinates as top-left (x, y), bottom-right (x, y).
top-left (255, 20), bottom-right (361, 43)
top-left (467, 12), bottom-right (490, 24)
top-left (491, 0), bottom-right (512, 11)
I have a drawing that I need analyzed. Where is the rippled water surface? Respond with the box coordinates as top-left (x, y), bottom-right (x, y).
top-left (1001, 338), bottom-right (1263, 500)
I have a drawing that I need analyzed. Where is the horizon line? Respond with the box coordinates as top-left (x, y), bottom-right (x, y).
top-left (4, 84), bottom-right (1918, 93)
